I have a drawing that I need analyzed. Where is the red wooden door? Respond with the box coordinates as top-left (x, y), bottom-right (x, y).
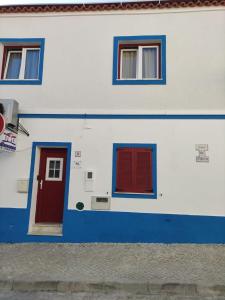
top-left (35, 148), bottom-right (67, 224)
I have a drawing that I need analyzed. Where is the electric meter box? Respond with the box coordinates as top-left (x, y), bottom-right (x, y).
top-left (17, 179), bottom-right (29, 193)
top-left (84, 170), bottom-right (94, 181)
top-left (84, 170), bottom-right (95, 191)
top-left (91, 196), bottom-right (111, 210)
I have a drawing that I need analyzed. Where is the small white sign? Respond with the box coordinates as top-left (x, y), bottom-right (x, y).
top-left (74, 160), bottom-right (82, 168)
top-left (195, 144), bottom-right (209, 163)
top-left (75, 151), bottom-right (81, 157)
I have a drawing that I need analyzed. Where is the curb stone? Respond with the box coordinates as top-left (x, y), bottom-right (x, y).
top-left (0, 281), bottom-right (12, 291)
top-left (160, 284), bottom-right (197, 296)
top-left (12, 281), bottom-right (58, 292)
top-left (1, 280), bottom-right (225, 296)
top-left (197, 285), bottom-right (225, 297)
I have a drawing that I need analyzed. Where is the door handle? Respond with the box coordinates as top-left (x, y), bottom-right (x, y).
top-left (40, 179), bottom-right (43, 190)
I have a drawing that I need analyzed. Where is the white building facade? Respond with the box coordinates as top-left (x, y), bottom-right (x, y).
top-left (0, 0), bottom-right (225, 243)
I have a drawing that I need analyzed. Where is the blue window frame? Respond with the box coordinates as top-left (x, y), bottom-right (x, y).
top-left (112, 143), bottom-right (157, 199)
top-left (113, 35), bottom-right (166, 85)
top-left (0, 38), bottom-right (45, 85)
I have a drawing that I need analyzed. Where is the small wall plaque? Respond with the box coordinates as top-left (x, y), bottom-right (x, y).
top-left (195, 144), bottom-right (209, 163)
top-left (75, 151), bottom-right (81, 157)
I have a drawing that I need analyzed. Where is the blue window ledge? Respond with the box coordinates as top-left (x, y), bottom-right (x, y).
top-left (0, 38), bottom-right (45, 85)
top-left (112, 143), bottom-right (157, 199)
top-left (112, 35), bottom-right (166, 85)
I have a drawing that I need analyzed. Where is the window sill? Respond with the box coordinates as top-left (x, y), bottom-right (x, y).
top-left (112, 191), bottom-right (157, 199)
top-left (112, 78), bottom-right (166, 85)
top-left (0, 79), bottom-right (42, 85)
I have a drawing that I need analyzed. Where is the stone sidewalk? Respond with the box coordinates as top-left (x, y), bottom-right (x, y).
top-left (1, 291), bottom-right (225, 300)
top-left (0, 244), bottom-right (225, 298)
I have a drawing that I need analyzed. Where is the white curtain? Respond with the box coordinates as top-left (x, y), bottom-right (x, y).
top-left (122, 50), bottom-right (137, 79)
top-left (6, 52), bottom-right (22, 79)
top-left (142, 48), bottom-right (157, 79)
top-left (24, 49), bottom-right (40, 79)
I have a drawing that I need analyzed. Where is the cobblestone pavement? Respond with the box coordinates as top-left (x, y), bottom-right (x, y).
top-left (1, 244), bottom-right (225, 285)
top-left (1, 244), bottom-right (225, 298)
top-left (0, 292), bottom-right (225, 300)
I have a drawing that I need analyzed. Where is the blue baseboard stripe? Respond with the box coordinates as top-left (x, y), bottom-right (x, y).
top-left (1, 208), bottom-right (225, 243)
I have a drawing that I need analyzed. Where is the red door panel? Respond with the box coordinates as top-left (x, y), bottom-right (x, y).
top-left (35, 148), bottom-right (67, 224)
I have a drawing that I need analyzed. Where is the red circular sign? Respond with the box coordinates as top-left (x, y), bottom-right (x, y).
top-left (0, 113), bottom-right (6, 135)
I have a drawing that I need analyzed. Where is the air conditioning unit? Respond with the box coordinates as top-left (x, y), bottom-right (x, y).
top-left (0, 99), bottom-right (19, 132)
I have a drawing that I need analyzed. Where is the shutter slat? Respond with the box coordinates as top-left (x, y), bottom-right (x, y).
top-left (116, 148), bottom-right (133, 192)
top-left (135, 148), bottom-right (152, 193)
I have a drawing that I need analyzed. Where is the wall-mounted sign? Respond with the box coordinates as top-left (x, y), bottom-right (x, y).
top-left (0, 129), bottom-right (17, 152)
top-left (75, 151), bottom-right (81, 157)
top-left (195, 144), bottom-right (209, 163)
top-left (74, 160), bottom-right (82, 168)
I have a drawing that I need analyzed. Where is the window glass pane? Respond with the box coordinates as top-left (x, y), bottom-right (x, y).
top-left (54, 170), bottom-right (60, 178)
top-left (142, 48), bottom-right (157, 79)
top-left (24, 49), bottom-right (40, 79)
top-left (48, 169), bottom-right (54, 178)
top-left (122, 50), bottom-right (137, 79)
top-left (6, 52), bottom-right (22, 79)
top-left (49, 161), bottom-right (55, 169)
top-left (55, 161), bottom-right (60, 170)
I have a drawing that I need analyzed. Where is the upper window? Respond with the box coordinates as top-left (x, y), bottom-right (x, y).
top-left (112, 143), bottom-right (157, 199)
top-left (0, 38), bottom-right (45, 85)
top-left (113, 35), bottom-right (166, 85)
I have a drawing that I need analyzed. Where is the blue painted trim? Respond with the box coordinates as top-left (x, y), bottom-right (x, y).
top-left (1, 208), bottom-right (225, 243)
top-left (113, 79), bottom-right (166, 85)
top-left (27, 141), bottom-right (72, 234)
top-left (0, 80), bottom-right (42, 85)
top-left (18, 113), bottom-right (225, 120)
top-left (0, 38), bottom-right (45, 85)
top-left (62, 143), bottom-right (71, 234)
top-left (112, 35), bottom-right (166, 85)
top-left (112, 143), bottom-right (157, 199)
top-left (0, 38), bottom-right (44, 43)
top-left (25, 143), bottom-right (37, 233)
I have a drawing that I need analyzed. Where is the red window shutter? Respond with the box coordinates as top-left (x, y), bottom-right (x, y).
top-left (116, 148), bottom-right (133, 192)
top-left (134, 148), bottom-right (152, 193)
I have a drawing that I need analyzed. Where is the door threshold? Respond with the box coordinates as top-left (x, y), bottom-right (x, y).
top-left (29, 223), bottom-right (63, 236)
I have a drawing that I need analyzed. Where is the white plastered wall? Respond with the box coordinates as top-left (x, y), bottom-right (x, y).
top-left (0, 7), bottom-right (224, 113)
top-left (0, 7), bottom-right (224, 218)
top-left (0, 118), bottom-right (225, 217)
